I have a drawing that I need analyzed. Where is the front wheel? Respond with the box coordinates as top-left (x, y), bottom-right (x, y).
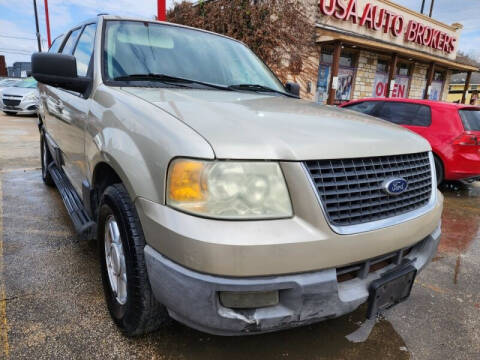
top-left (98, 184), bottom-right (167, 336)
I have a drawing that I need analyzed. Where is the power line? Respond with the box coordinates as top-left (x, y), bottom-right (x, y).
top-left (0, 48), bottom-right (34, 55)
top-left (0, 34), bottom-right (48, 42)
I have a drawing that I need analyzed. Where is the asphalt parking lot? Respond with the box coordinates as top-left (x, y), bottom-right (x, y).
top-left (0, 112), bottom-right (479, 360)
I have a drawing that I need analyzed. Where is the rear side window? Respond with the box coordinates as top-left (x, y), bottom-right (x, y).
top-left (61, 28), bottom-right (81, 55)
top-left (344, 101), bottom-right (379, 115)
top-left (48, 35), bottom-right (64, 53)
top-left (459, 110), bottom-right (480, 131)
top-left (376, 102), bottom-right (431, 127)
top-left (73, 24), bottom-right (97, 76)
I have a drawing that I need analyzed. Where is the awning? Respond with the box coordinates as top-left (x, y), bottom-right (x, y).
top-left (316, 24), bottom-right (478, 73)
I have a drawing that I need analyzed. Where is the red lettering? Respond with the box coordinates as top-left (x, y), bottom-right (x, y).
top-left (391, 15), bottom-right (403, 37)
top-left (376, 82), bottom-right (385, 97)
top-left (443, 34), bottom-right (450, 52)
top-left (383, 10), bottom-right (392, 33)
top-left (415, 24), bottom-right (425, 44)
top-left (334, 0), bottom-right (347, 19)
top-left (429, 29), bottom-right (439, 48)
top-left (437, 32), bottom-right (445, 50)
top-left (372, 6), bottom-right (385, 30)
top-left (359, 3), bottom-right (373, 28)
top-left (405, 20), bottom-right (417, 42)
top-left (344, 0), bottom-right (359, 24)
top-left (320, 0), bottom-right (336, 16)
top-left (448, 37), bottom-right (456, 53)
top-left (397, 85), bottom-right (405, 98)
top-left (423, 27), bottom-right (433, 46)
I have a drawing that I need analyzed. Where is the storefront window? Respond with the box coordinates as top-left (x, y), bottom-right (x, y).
top-left (393, 63), bottom-right (410, 98)
top-left (372, 60), bottom-right (410, 98)
top-left (429, 71), bottom-right (445, 100)
top-left (316, 48), bottom-right (356, 104)
top-left (372, 59), bottom-right (389, 97)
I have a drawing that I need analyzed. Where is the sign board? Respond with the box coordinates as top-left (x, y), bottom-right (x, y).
top-left (318, 0), bottom-right (461, 60)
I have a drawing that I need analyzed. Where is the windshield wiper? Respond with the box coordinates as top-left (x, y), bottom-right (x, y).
top-left (228, 84), bottom-right (298, 98)
top-left (113, 73), bottom-right (232, 91)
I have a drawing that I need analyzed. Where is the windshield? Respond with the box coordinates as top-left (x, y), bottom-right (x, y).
top-left (459, 109), bottom-right (480, 131)
top-left (103, 20), bottom-right (284, 91)
top-left (0, 79), bottom-right (17, 86)
top-left (14, 78), bottom-right (37, 88)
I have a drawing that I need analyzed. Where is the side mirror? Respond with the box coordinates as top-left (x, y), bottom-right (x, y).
top-left (285, 82), bottom-right (300, 97)
top-left (31, 53), bottom-right (91, 94)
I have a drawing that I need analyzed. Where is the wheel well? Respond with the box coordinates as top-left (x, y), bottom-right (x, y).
top-left (432, 152), bottom-right (444, 178)
top-left (91, 162), bottom-right (122, 216)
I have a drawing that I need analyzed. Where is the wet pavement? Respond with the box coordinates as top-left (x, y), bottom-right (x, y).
top-left (0, 112), bottom-right (479, 359)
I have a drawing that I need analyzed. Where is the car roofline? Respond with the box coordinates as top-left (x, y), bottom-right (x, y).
top-left (342, 97), bottom-right (480, 109)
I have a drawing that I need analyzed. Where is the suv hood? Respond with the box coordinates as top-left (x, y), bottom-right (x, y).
top-left (123, 88), bottom-right (430, 160)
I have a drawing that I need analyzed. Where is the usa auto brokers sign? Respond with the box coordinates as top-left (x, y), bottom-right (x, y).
top-left (319, 0), bottom-right (457, 55)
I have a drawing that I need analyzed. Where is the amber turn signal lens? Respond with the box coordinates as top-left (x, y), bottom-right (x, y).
top-left (168, 159), bottom-right (207, 202)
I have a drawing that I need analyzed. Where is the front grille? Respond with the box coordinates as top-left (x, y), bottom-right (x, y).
top-left (3, 99), bottom-right (21, 107)
top-left (305, 152), bottom-right (432, 227)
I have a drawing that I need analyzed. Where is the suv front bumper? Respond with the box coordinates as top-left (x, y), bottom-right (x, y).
top-left (144, 224), bottom-right (440, 336)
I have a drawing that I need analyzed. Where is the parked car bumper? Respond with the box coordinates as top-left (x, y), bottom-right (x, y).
top-left (445, 148), bottom-right (480, 180)
top-left (0, 100), bottom-right (38, 115)
top-left (144, 224), bottom-right (441, 335)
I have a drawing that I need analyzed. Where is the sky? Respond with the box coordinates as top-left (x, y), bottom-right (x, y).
top-left (0, 0), bottom-right (479, 66)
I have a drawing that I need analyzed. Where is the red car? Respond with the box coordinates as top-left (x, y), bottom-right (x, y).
top-left (340, 98), bottom-right (480, 184)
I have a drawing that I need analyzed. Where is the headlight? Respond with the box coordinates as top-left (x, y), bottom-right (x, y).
top-left (23, 93), bottom-right (38, 101)
top-left (167, 159), bottom-right (293, 219)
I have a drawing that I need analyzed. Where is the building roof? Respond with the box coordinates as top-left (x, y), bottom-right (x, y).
top-left (451, 72), bottom-right (480, 85)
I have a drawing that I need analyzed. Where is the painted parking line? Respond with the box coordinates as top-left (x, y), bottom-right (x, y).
top-left (0, 175), bottom-right (10, 359)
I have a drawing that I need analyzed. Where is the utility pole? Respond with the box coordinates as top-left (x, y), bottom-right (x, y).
top-left (420, 0), bottom-right (426, 14)
top-left (157, 0), bottom-right (166, 21)
top-left (33, 0), bottom-right (42, 52)
top-left (429, 0), bottom-right (435, 17)
top-left (44, 0), bottom-right (52, 48)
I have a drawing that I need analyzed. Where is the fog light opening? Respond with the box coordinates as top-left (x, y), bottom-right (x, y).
top-left (219, 290), bottom-right (279, 309)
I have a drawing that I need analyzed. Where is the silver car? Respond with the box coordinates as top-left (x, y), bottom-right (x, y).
top-left (0, 77), bottom-right (39, 115)
top-left (0, 78), bottom-right (21, 92)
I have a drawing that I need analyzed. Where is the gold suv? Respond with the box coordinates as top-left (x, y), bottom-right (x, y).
top-left (32, 15), bottom-right (443, 336)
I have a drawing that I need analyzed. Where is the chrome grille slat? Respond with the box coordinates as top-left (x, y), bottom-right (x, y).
top-left (305, 152), bottom-right (433, 227)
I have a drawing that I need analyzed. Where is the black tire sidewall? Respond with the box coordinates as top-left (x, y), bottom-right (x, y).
top-left (434, 156), bottom-right (444, 185)
top-left (97, 185), bottom-right (152, 334)
top-left (40, 134), bottom-right (54, 186)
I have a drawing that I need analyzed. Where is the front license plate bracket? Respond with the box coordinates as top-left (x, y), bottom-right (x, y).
top-left (366, 262), bottom-right (417, 319)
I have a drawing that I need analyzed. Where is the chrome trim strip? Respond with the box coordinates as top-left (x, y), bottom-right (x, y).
top-left (302, 152), bottom-right (437, 235)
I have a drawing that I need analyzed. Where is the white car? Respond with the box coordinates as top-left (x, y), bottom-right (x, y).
top-left (1, 77), bottom-right (39, 115)
top-left (0, 78), bottom-right (21, 92)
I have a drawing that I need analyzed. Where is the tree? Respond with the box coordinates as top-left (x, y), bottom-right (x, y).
top-left (167, 0), bottom-right (317, 84)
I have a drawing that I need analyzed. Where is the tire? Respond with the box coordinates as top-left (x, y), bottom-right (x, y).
top-left (98, 184), bottom-right (167, 336)
top-left (40, 134), bottom-right (55, 186)
top-left (434, 155), bottom-right (444, 186)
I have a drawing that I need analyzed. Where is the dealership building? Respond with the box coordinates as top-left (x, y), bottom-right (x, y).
top-left (295, 0), bottom-right (478, 104)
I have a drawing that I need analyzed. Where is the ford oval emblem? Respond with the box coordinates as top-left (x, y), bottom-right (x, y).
top-left (382, 177), bottom-right (408, 195)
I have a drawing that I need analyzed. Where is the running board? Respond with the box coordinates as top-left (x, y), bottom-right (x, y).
top-left (48, 163), bottom-right (96, 239)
